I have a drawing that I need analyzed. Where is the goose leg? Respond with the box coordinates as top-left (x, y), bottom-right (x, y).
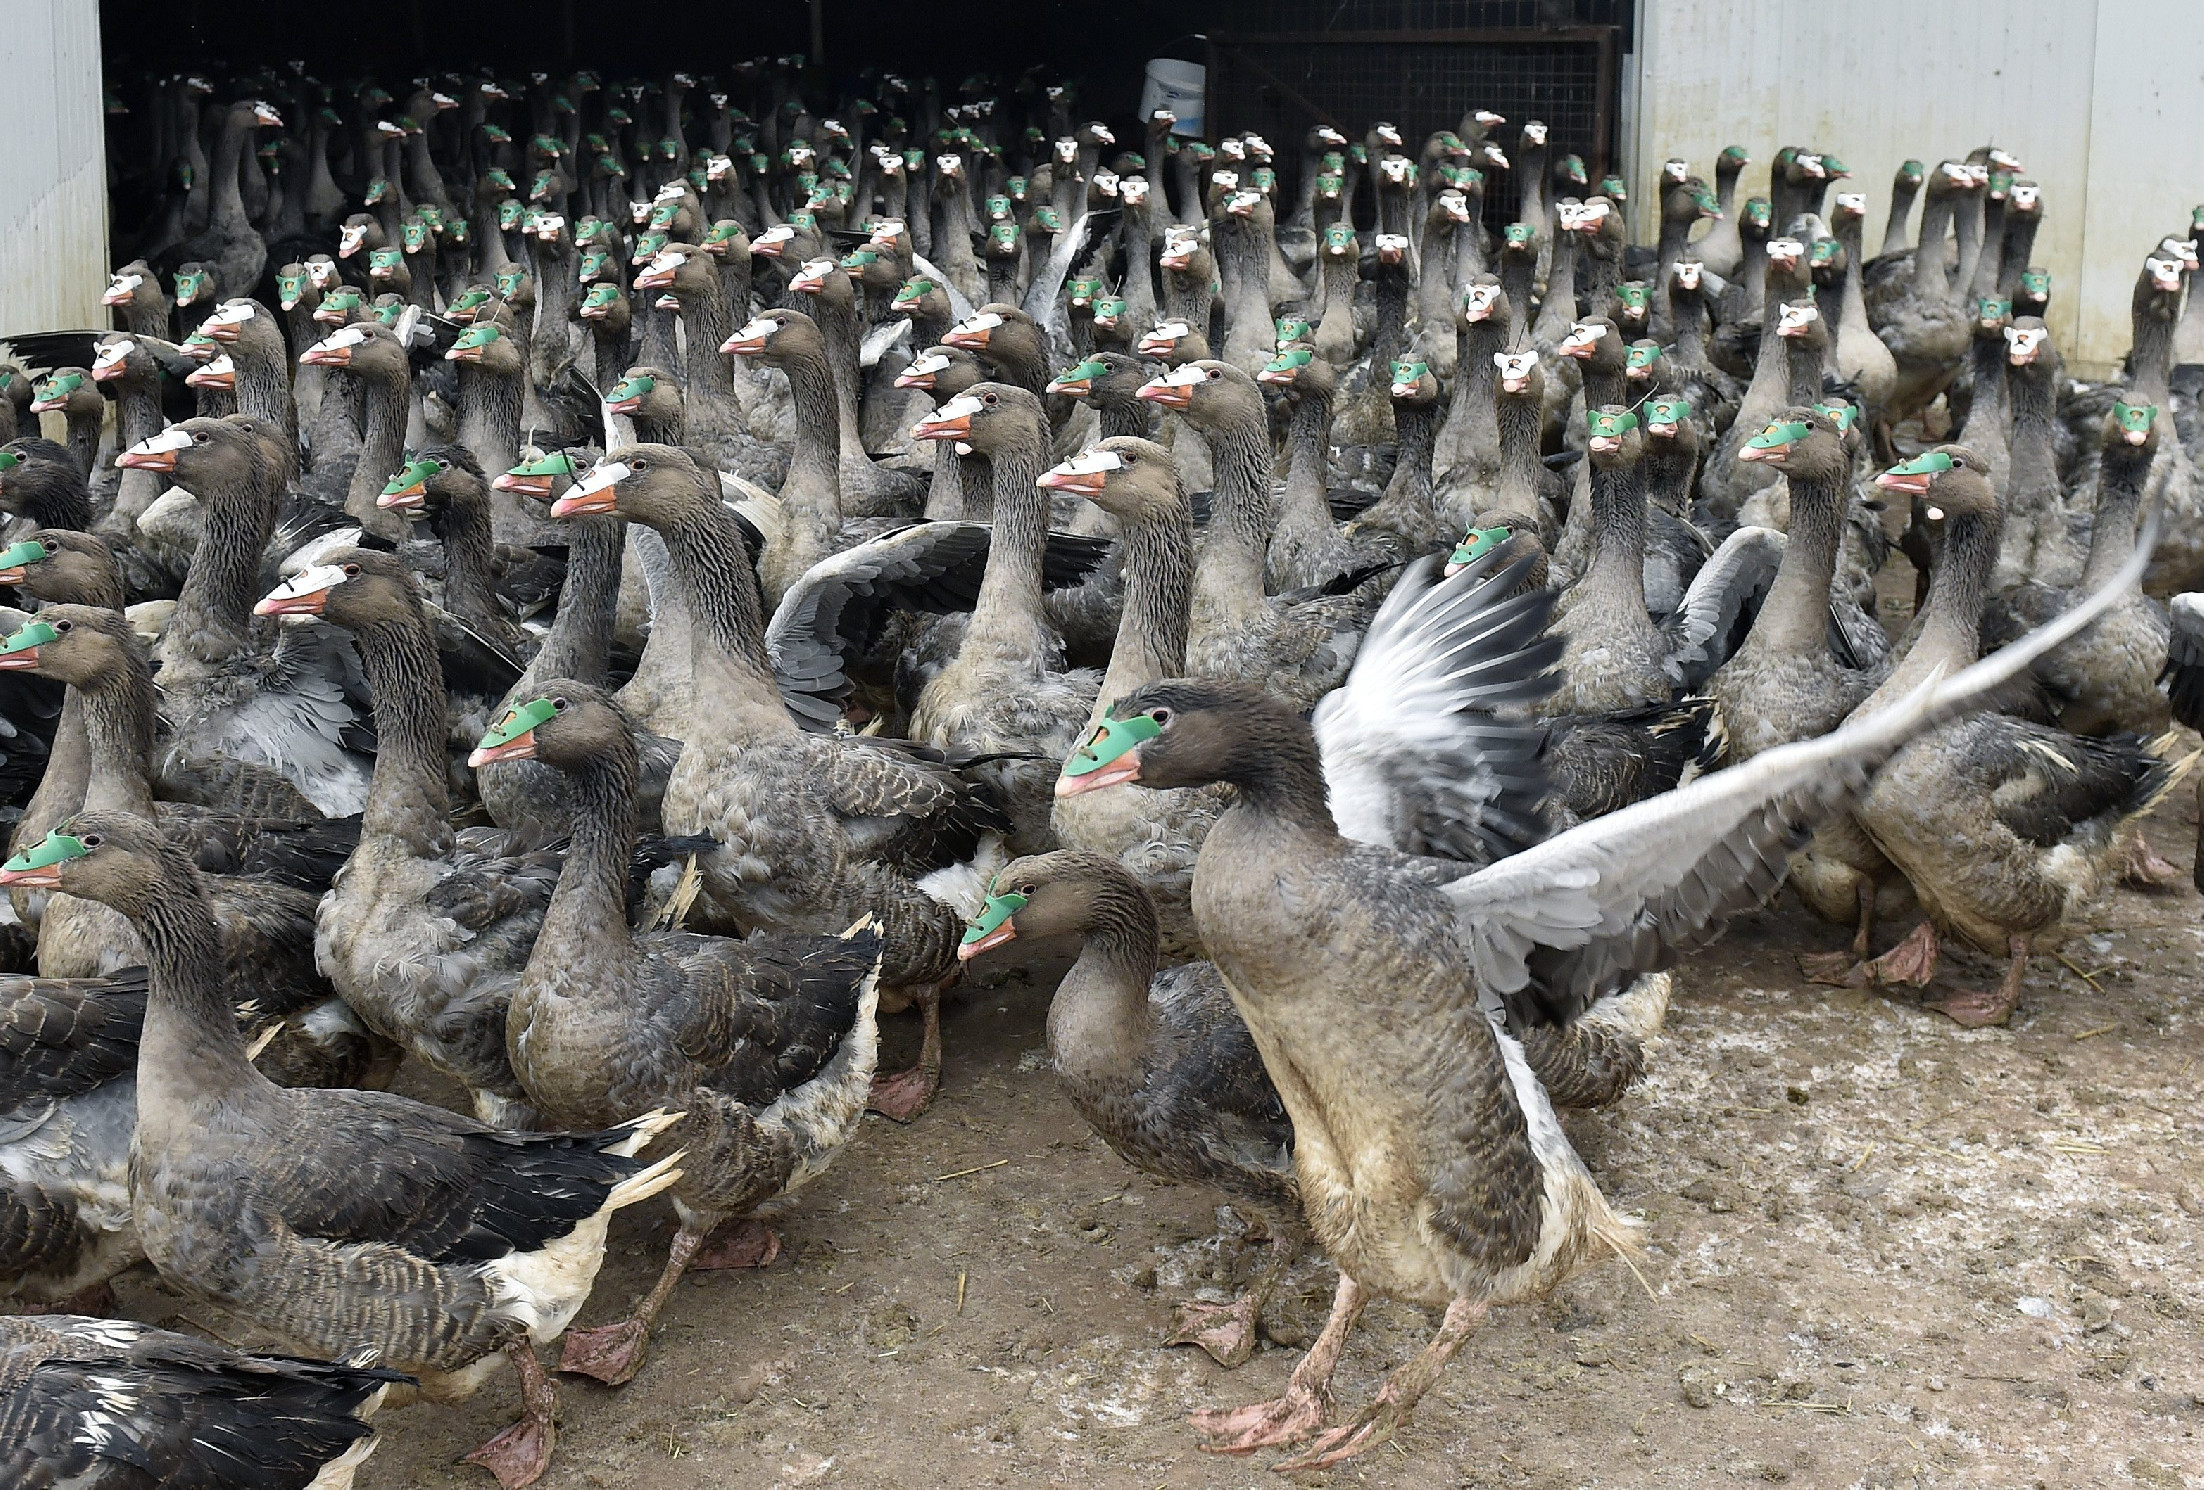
top-left (461, 1341), bottom-right (557, 1489)
top-left (1271, 1296), bottom-right (1489, 1472)
top-left (1191, 1273), bottom-right (1366, 1454)
top-left (1928, 934), bottom-right (2029, 1029)
top-left (557, 1223), bottom-right (706, 1386)
top-left (867, 980), bottom-right (944, 1123)
top-left (1799, 881), bottom-right (1879, 984)
top-left (1167, 1228), bottom-right (1304, 1369)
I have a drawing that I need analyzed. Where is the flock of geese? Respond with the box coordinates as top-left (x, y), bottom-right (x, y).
top-left (0, 55), bottom-right (2199, 1487)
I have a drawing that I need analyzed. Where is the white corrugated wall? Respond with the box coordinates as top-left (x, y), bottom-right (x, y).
top-left (1628, 0), bottom-right (2204, 378)
top-left (0, 3), bottom-right (107, 336)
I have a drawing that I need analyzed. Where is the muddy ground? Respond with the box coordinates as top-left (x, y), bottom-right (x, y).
top-left (122, 787), bottom-right (2188, 1489)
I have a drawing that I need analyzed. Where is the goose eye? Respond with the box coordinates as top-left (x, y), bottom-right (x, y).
top-left (630, 457), bottom-right (648, 469)
top-left (342, 563), bottom-right (361, 577)
top-left (1205, 367), bottom-right (1221, 379)
top-left (192, 432), bottom-right (210, 445)
top-left (1150, 707), bottom-right (1173, 727)
top-left (1017, 884), bottom-right (1036, 898)
top-left (79, 834), bottom-right (100, 849)
top-left (40, 540), bottom-right (58, 554)
top-left (982, 392), bottom-right (998, 405)
top-left (50, 619), bottom-right (72, 633)
top-left (435, 459), bottom-right (450, 471)
top-left (551, 696), bottom-right (569, 712)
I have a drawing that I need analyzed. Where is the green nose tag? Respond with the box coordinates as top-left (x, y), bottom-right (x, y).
top-left (1648, 398), bottom-right (1693, 425)
top-left (1886, 450), bottom-right (1956, 478)
top-left (0, 619), bottom-right (58, 656)
top-left (1810, 240), bottom-right (1837, 264)
top-left (1588, 408), bottom-right (1639, 439)
top-left (1618, 285), bottom-right (1648, 308)
top-left (2, 831), bottom-right (88, 875)
top-left (0, 539), bottom-right (49, 569)
top-left (478, 697), bottom-right (558, 752)
top-left (1391, 359), bottom-right (1428, 384)
top-left (1094, 297), bottom-right (1127, 319)
top-left (1812, 401), bottom-right (1859, 435)
top-left (1504, 223), bottom-right (1534, 246)
top-left (451, 288), bottom-right (489, 312)
top-left (453, 324), bottom-right (501, 350)
top-left (499, 201), bottom-right (524, 229)
top-left (610, 373), bottom-right (655, 401)
top-left (893, 277), bottom-right (936, 305)
top-left (506, 451), bottom-right (575, 479)
top-left (2116, 400), bottom-right (2157, 434)
top-left (842, 248), bottom-right (882, 270)
top-left (1062, 712), bottom-right (1164, 779)
top-left (1747, 419), bottom-right (1809, 449)
top-left (1627, 341), bottom-right (1660, 369)
top-left (383, 458), bottom-right (437, 495)
top-left (325, 288), bottom-right (362, 310)
top-left (1450, 525), bottom-right (1510, 566)
top-left (1275, 317), bottom-right (1311, 344)
top-left (1977, 297), bottom-right (2009, 321)
top-left (1745, 200), bottom-right (1771, 226)
top-left (40, 373), bottom-right (83, 399)
top-left (370, 247), bottom-right (402, 270)
top-left (583, 284), bottom-right (620, 309)
top-left (2020, 269), bottom-right (2050, 297)
top-left (960, 890), bottom-right (1029, 947)
top-left (1264, 348), bottom-right (1315, 377)
top-left (1055, 357), bottom-right (1107, 385)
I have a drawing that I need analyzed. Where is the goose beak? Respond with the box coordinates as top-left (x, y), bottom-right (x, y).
top-left (493, 471), bottom-right (555, 497)
top-left (1038, 449), bottom-right (1120, 496)
top-left (300, 341), bottom-right (350, 365)
top-left (101, 281), bottom-right (135, 306)
top-left (942, 325), bottom-right (990, 349)
top-left (1588, 434), bottom-right (1623, 454)
top-left (722, 321), bottom-right (772, 356)
top-left (894, 366), bottom-right (935, 390)
top-left (1875, 470), bottom-right (1933, 495)
top-left (1044, 375), bottom-right (1090, 396)
top-left (254, 585), bottom-right (333, 617)
top-left (956, 921), bottom-right (1014, 960)
top-left (633, 263), bottom-right (676, 290)
top-left (551, 462), bottom-right (628, 517)
top-left (0, 646), bottom-right (37, 672)
top-left (911, 409), bottom-right (971, 441)
top-left (1137, 379), bottom-right (1191, 408)
top-left (467, 732), bottom-right (537, 768)
top-left (0, 861), bottom-right (60, 888)
top-left (119, 428), bottom-right (191, 471)
top-left (1737, 443), bottom-right (1780, 464)
top-left (378, 481), bottom-right (426, 509)
top-left (1054, 751), bottom-right (1139, 796)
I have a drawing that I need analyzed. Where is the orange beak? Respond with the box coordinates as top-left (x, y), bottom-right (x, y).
top-left (467, 732), bottom-right (537, 767)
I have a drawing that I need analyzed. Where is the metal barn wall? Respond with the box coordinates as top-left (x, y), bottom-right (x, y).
top-left (1628, 0), bottom-right (2204, 378)
top-left (0, 3), bottom-right (107, 337)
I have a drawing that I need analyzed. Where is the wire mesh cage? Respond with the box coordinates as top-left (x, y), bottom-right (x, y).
top-left (1201, 0), bottom-right (1626, 234)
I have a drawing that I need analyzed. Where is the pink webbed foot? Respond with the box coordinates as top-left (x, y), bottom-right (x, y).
top-left (866, 1060), bottom-right (939, 1123)
top-left (1167, 1293), bottom-right (1263, 1368)
top-left (462, 1414), bottom-right (553, 1489)
top-left (1189, 1382), bottom-right (1332, 1454)
top-left (1797, 950), bottom-right (1869, 987)
top-left (691, 1218), bottom-right (782, 1271)
top-left (1927, 983), bottom-right (2020, 1029)
top-left (2120, 837), bottom-right (2184, 891)
top-left (1867, 921), bottom-right (1941, 987)
top-left (556, 1319), bottom-right (650, 1386)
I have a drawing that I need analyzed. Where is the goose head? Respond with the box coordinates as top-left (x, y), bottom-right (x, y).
top-left (0, 530), bottom-right (121, 605)
top-left (0, 813), bottom-right (182, 911)
top-left (469, 680), bottom-right (629, 770)
top-left (548, 445), bottom-right (718, 526)
top-left (957, 850), bottom-right (1146, 962)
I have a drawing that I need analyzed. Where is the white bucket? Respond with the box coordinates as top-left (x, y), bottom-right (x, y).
top-left (1140, 58), bottom-right (1205, 137)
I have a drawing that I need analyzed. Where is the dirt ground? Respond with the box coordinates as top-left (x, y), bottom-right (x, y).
top-left (123, 789), bottom-right (2186, 1489)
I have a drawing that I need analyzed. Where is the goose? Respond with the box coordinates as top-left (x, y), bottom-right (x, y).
top-left (466, 683), bottom-right (881, 1387)
top-left (0, 812), bottom-right (684, 1490)
top-left (547, 447), bottom-right (1010, 1122)
top-left (116, 418), bottom-right (375, 817)
top-left (1138, 361), bottom-right (1380, 709)
top-left (956, 851), bottom-right (1298, 1368)
top-left (0, 1313), bottom-right (407, 1490)
top-left (1798, 448), bottom-right (2192, 1025)
top-left (1053, 498), bottom-right (2156, 1466)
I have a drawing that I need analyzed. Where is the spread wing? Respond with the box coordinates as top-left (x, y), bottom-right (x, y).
top-left (1660, 524), bottom-right (1782, 688)
top-left (765, 523), bottom-right (994, 728)
top-left (1314, 549), bottom-right (1558, 865)
top-left (1445, 513), bottom-right (2162, 1029)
